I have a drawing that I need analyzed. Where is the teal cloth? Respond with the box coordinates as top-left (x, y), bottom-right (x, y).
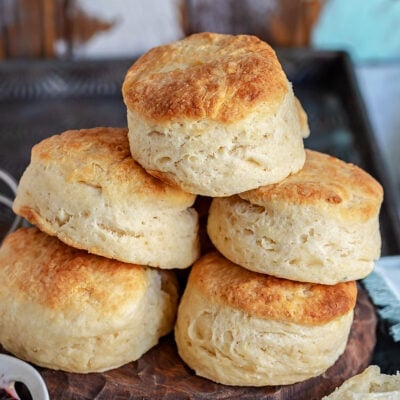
top-left (312, 0), bottom-right (400, 62)
top-left (363, 256), bottom-right (400, 342)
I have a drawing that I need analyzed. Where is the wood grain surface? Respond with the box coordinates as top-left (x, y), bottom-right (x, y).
top-left (7, 286), bottom-right (375, 400)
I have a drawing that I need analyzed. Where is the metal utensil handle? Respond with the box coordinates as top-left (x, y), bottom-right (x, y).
top-left (0, 169), bottom-right (21, 238)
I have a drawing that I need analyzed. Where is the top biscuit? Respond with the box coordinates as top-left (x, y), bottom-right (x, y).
top-left (122, 33), bottom-right (307, 196)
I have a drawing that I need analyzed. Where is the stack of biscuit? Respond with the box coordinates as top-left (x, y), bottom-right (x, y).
top-left (1, 127), bottom-right (199, 372)
top-left (0, 32), bottom-right (383, 388)
top-left (121, 32), bottom-right (383, 386)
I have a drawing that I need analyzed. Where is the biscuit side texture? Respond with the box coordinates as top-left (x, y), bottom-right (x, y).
top-left (207, 195), bottom-right (380, 284)
top-left (127, 90), bottom-right (306, 196)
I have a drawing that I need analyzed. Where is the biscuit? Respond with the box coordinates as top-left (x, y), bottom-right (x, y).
top-left (207, 149), bottom-right (383, 284)
top-left (122, 32), bottom-right (307, 196)
top-left (323, 365), bottom-right (400, 399)
top-left (0, 227), bottom-right (179, 373)
top-left (175, 252), bottom-right (357, 386)
top-left (12, 127), bottom-right (199, 269)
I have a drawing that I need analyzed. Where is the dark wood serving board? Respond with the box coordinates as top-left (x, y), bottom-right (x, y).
top-left (2, 286), bottom-right (376, 400)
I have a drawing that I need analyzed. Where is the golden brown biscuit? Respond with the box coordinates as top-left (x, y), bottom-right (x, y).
top-left (122, 32), bottom-right (307, 196)
top-left (13, 127), bottom-right (199, 269)
top-left (0, 227), bottom-right (179, 373)
top-left (175, 251), bottom-right (357, 386)
top-left (207, 149), bottom-right (383, 284)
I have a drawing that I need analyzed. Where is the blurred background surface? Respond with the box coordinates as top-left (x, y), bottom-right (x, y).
top-left (0, 0), bottom-right (399, 225)
top-left (0, 0), bottom-right (398, 183)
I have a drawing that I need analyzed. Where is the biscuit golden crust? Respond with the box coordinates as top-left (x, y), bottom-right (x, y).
top-left (239, 149), bottom-right (383, 222)
top-left (191, 252), bottom-right (357, 325)
top-left (31, 127), bottom-right (195, 208)
top-left (122, 32), bottom-right (288, 124)
top-left (1, 227), bottom-right (147, 312)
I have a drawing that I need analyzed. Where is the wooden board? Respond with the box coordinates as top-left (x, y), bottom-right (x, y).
top-left (19, 287), bottom-right (375, 400)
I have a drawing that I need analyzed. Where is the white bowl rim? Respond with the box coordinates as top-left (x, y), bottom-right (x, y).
top-left (0, 354), bottom-right (49, 400)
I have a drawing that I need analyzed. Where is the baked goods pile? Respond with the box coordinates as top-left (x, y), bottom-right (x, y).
top-left (0, 33), bottom-right (384, 386)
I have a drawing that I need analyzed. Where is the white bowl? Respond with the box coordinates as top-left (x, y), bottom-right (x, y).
top-left (0, 354), bottom-right (49, 400)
